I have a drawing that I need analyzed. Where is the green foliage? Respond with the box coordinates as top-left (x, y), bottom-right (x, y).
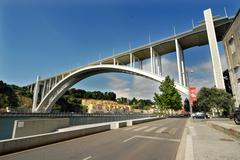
top-left (154, 75), bottom-right (182, 111)
top-left (195, 87), bottom-right (234, 116)
top-left (184, 98), bottom-right (190, 112)
top-left (117, 97), bottom-right (153, 110)
top-left (0, 81), bottom-right (19, 108)
top-left (53, 88), bottom-right (117, 113)
top-left (63, 89), bottom-right (116, 101)
top-left (117, 97), bottom-right (128, 104)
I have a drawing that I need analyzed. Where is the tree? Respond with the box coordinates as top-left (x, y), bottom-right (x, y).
top-left (184, 98), bottom-right (190, 112)
top-left (196, 87), bottom-right (234, 116)
top-left (154, 76), bottom-right (182, 112)
top-left (117, 97), bottom-right (128, 104)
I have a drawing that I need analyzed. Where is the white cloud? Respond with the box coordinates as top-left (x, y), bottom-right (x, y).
top-left (220, 53), bottom-right (228, 71)
top-left (106, 54), bottom-right (227, 100)
top-left (106, 75), bottom-right (131, 98)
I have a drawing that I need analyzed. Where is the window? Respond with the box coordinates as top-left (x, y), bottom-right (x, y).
top-left (229, 35), bottom-right (236, 54)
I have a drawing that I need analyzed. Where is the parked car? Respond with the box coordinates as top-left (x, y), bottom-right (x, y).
top-left (192, 112), bottom-right (208, 119)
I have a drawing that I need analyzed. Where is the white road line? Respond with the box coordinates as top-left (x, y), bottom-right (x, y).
top-left (122, 136), bottom-right (137, 143)
top-left (155, 127), bottom-right (168, 133)
top-left (185, 135), bottom-right (194, 160)
top-left (144, 127), bottom-right (158, 132)
top-left (168, 128), bottom-right (178, 135)
top-left (122, 135), bottom-right (180, 143)
top-left (123, 125), bottom-right (139, 131)
top-left (136, 135), bottom-right (180, 143)
top-left (134, 126), bottom-right (149, 131)
top-left (82, 156), bottom-right (92, 160)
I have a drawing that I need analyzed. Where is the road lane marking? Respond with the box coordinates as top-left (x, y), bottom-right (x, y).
top-left (82, 156), bottom-right (92, 160)
top-left (134, 126), bottom-right (149, 131)
top-left (122, 136), bottom-right (137, 143)
top-left (136, 135), bottom-right (180, 143)
top-left (185, 135), bottom-right (194, 160)
top-left (189, 126), bottom-right (197, 136)
top-left (168, 128), bottom-right (178, 135)
top-left (122, 135), bottom-right (180, 143)
top-left (123, 125), bottom-right (140, 130)
top-left (144, 127), bottom-right (157, 132)
top-left (155, 127), bottom-right (168, 133)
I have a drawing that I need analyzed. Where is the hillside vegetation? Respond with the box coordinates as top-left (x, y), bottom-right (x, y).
top-left (0, 80), bottom-right (153, 113)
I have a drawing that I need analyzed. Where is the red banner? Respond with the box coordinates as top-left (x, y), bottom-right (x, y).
top-left (189, 87), bottom-right (197, 105)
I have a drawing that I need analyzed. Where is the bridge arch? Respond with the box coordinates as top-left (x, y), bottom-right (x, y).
top-left (35, 65), bottom-right (188, 112)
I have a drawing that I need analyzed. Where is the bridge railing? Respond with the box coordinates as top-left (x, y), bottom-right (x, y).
top-left (0, 112), bottom-right (157, 140)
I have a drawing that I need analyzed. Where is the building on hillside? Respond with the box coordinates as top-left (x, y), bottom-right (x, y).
top-left (223, 10), bottom-right (240, 108)
top-left (81, 99), bottom-right (131, 113)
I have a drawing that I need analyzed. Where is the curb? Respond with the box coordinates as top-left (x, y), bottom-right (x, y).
top-left (207, 121), bottom-right (240, 140)
top-left (175, 118), bottom-right (190, 160)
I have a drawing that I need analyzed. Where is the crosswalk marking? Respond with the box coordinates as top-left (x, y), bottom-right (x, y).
top-left (123, 125), bottom-right (140, 131)
top-left (134, 126), bottom-right (149, 131)
top-left (123, 126), bottom-right (177, 136)
top-left (144, 127), bottom-right (158, 132)
top-left (168, 128), bottom-right (178, 135)
top-left (155, 127), bottom-right (168, 133)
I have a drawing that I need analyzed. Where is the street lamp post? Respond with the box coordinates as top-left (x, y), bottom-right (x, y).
top-left (186, 70), bottom-right (194, 116)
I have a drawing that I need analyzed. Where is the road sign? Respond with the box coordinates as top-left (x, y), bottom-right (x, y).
top-left (189, 87), bottom-right (197, 105)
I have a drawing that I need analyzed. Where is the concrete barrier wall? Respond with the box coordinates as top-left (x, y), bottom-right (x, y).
top-left (0, 125), bottom-right (110, 155)
top-left (132, 117), bottom-right (163, 125)
top-left (0, 116), bottom-right (163, 155)
top-left (12, 118), bottom-right (70, 138)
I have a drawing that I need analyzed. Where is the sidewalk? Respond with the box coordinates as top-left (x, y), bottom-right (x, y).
top-left (184, 119), bottom-right (240, 160)
top-left (207, 119), bottom-right (240, 140)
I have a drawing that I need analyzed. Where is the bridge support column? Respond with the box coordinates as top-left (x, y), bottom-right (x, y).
top-left (158, 55), bottom-right (162, 76)
top-left (133, 55), bottom-right (136, 68)
top-left (113, 58), bottom-right (116, 65)
top-left (48, 78), bottom-right (52, 91)
top-left (175, 39), bottom-right (187, 86)
top-left (204, 9), bottom-right (225, 89)
top-left (41, 80), bottom-right (46, 101)
top-left (30, 84), bottom-right (34, 93)
top-left (55, 77), bottom-right (57, 85)
top-left (32, 76), bottom-right (40, 113)
top-left (140, 60), bottom-right (143, 69)
top-left (150, 46), bottom-right (157, 74)
top-left (130, 53), bottom-right (133, 67)
top-left (157, 54), bottom-right (162, 76)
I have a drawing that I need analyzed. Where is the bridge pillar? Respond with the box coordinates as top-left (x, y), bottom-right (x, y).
top-left (32, 76), bottom-right (40, 112)
top-left (175, 39), bottom-right (187, 86)
top-left (30, 84), bottom-right (33, 93)
top-left (204, 9), bottom-right (225, 89)
top-left (55, 76), bottom-right (57, 85)
top-left (113, 58), bottom-right (116, 65)
top-left (150, 46), bottom-right (158, 74)
top-left (130, 53), bottom-right (133, 67)
top-left (140, 60), bottom-right (143, 69)
top-left (41, 80), bottom-right (46, 101)
top-left (157, 54), bottom-right (162, 76)
top-left (49, 78), bottom-right (52, 91)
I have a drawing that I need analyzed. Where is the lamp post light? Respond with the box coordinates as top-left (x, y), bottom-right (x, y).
top-left (186, 69), bottom-right (194, 117)
top-left (186, 69), bottom-right (194, 88)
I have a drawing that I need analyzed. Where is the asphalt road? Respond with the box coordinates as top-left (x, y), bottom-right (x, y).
top-left (0, 118), bottom-right (187, 160)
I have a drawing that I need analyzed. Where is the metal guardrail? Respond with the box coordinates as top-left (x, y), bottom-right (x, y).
top-left (0, 112), bottom-right (155, 118)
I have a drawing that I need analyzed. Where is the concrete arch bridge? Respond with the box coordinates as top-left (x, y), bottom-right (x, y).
top-left (25, 9), bottom-right (234, 112)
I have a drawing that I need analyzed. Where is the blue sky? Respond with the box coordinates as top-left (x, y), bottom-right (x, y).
top-left (0, 0), bottom-right (239, 99)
